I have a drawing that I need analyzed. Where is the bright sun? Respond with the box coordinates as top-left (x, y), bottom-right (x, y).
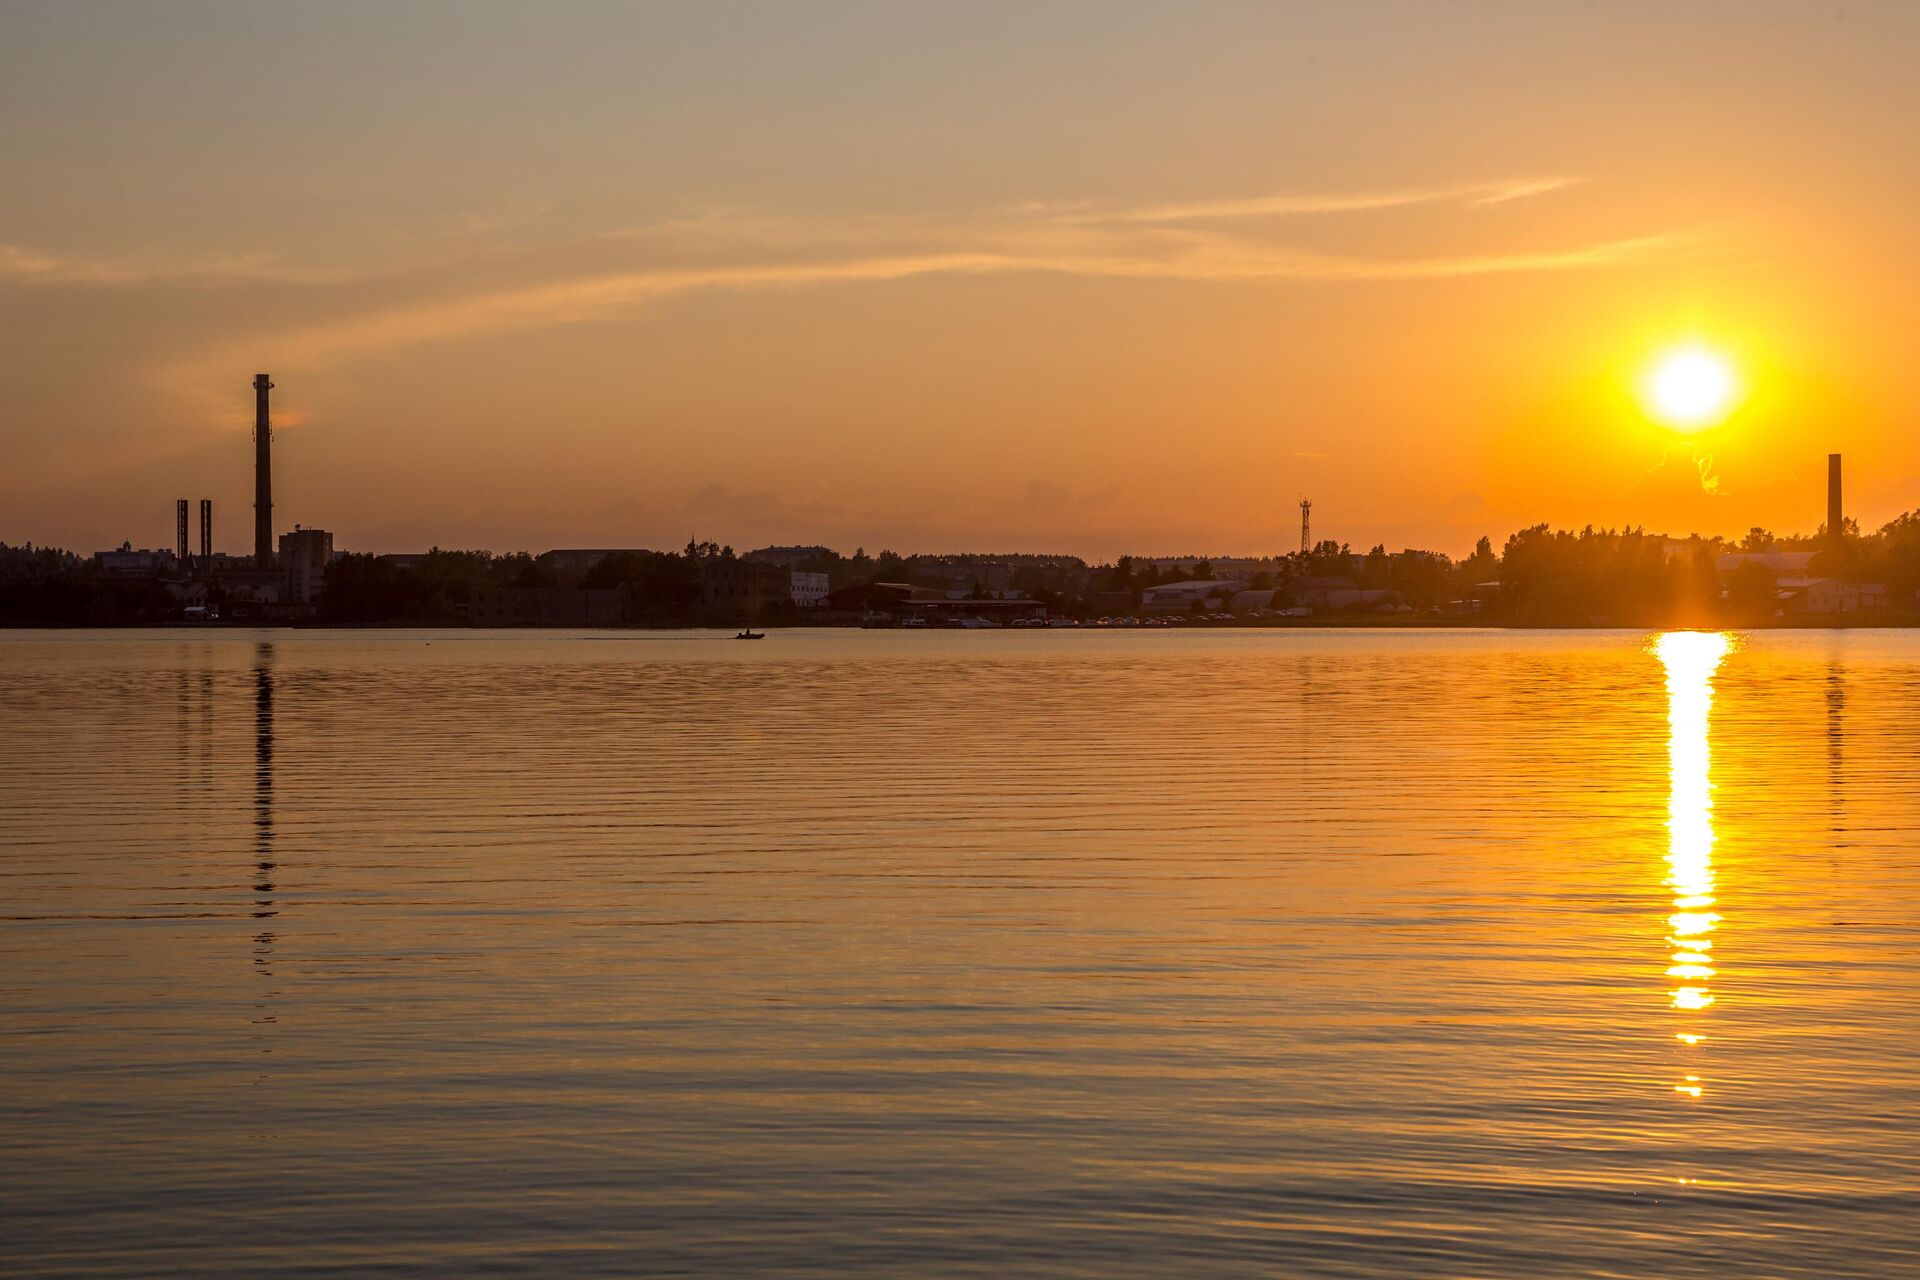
top-left (1644, 346), bottom-right (1739, 430)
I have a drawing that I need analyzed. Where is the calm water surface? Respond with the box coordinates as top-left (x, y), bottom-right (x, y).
top-left (3, 628), bottom-right (1918, 1277)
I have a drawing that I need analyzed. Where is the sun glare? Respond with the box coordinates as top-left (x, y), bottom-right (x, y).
top-left (1644, 347), bottom-right (1739, 431)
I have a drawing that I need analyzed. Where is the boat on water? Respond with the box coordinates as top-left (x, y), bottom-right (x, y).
top-left (735, 630), bottom-right (765, 640)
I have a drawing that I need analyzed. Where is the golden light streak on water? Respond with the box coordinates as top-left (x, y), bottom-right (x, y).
top-left (1655, 631), bottom-right (1731, 1094)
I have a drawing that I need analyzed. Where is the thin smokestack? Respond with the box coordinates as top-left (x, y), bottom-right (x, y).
top-left (177, 499), bottom-right (189, 564)
top-left (254, 374), bottom-right (273, 568)
top-left (199, 499), bottom-right (212, 560)
top-left (1829, 453), bottom-right (1843, 546)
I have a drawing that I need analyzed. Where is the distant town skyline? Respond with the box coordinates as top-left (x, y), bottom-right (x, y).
top-left (5, 3), bottom-right (1919, 560)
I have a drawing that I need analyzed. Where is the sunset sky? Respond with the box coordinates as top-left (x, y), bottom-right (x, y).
top-left (4, 1), bottom-right (1917, 560)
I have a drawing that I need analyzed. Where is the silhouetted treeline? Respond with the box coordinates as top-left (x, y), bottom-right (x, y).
top-left (319, 545), bottom-right (709, 623)
top-left (10, 509), bottom-right (1920, 625)
top-left (1496, 526), bottom-right (1721, 626)
top-left (1856, 511), bottom-right (1920, 599)
top-left (0, 542), bottom-right (178, 625)
top-left (577, 551), bottom-right (702, 617)
top-left (321, 549), bottom-right (525, 623)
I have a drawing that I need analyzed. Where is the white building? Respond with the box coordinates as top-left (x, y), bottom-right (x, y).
top-left (1775, 577), bottom-right (1886, 614)
top-left (791, 570), bottom-right (830, 608)
top-left (93, 544), bottom-right (177, 575)
top-left (1228, 589), bottom-right (1282, 612)
top-left (1716, 551), bottom-right (1818, 575)
top-left (1140, 579), bottom-right (1248, 613)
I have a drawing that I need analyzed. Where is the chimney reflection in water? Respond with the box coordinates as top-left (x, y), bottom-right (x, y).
top-left (254, 643), bottom-right (275, 920)
top-left (1655, 632), bottom-right (1730, 1100)
top-left (252, 644), bottom-right (278, 1057)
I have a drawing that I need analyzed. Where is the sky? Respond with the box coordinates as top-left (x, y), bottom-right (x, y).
top-left (3, 0), bottom-right (1918, 561)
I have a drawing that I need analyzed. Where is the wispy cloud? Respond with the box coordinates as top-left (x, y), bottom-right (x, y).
top-left (1077, 176), bottom-right (1581, 224)
top-left (76, 173), bottom-right (1698, 395)
top-left (169, 231), bottom-right (1692, 387)
top-left (13, 173), bottom-right (1587, 288)
top-left (1637, 445), bottom-right (1726, 506)
top-left (0, 242), bottom-right (349, 287)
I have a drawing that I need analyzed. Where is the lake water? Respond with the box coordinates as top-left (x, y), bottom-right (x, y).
top-left (3, 628), bottom-right (1918, 1278)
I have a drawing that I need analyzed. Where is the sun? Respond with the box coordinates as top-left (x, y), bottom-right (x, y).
top-left (1644, 346), bottom-right (1740, 431)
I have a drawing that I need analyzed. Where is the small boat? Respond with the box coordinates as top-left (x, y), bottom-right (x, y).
top-left (734, 630), bottom-right (765, 640)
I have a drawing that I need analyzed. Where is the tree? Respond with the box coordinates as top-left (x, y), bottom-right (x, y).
top-left (510, 558), bottom-right (556, 588)
top-left (1869, 510), bottom-right (1920, 599)
top-left (583, 550), bottom-right (701, 615)
top-left (321, 554), bottom-right (428, 623)
top-left (1387, 552), bottom-right (1449, 610)
top-left (1725, 561), bottom-right (1778, 620)
top-left (1293, 540), bottom-right (1353, 578)
top-left (1360, 544), bottom-right (1391, 589)
top-left (1492, 525), bottom-right (1729, 626)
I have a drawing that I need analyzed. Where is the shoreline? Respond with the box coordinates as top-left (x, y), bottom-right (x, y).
top-left (4, 616), bottom-right (1915, 633)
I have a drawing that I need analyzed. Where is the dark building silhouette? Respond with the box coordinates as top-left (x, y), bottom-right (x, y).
top-left (700, 556), bottom-right (790, 621)
top-left (254, 374), bottom-right (274, 569)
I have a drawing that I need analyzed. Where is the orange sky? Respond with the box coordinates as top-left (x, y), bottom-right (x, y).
top-left (3, 2), bottom-right (1917, 560)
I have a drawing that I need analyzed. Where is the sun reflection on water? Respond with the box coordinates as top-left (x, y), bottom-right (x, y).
top-left (1655, 631), bottom-right (1730, 1097)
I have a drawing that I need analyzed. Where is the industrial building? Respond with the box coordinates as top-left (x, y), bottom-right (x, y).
top-left (1139, 579), bottom-right (1248, 612)
top-left (95, 544), bottom-right (179, 575)
top-left (1711, 453), bottom-right (1894, 616)
top-left (1773, 578), bottom-right (1887, 615)
top-left (279, 527), bottom-right (334, 606)
top-left (700, 556), bottom-right (792, 620)
top-left (1714, 551), bottom-right (1818, 576)
top-left (90, 373), bottom-right (336, 618)
top-left (824, 580), bottom-right (1047, 623)
top-left (790, 570), bottom-right (830, 608)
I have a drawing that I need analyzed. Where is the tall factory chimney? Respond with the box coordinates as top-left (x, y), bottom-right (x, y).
top-left (176, 499), bottom-right (190, 564)
top-left (253, 374), bottom-right (274, 569)
top-left (199, 499), bottom-right (212, 561)
top-left (1828, 453), bottom-right (1844, 547)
